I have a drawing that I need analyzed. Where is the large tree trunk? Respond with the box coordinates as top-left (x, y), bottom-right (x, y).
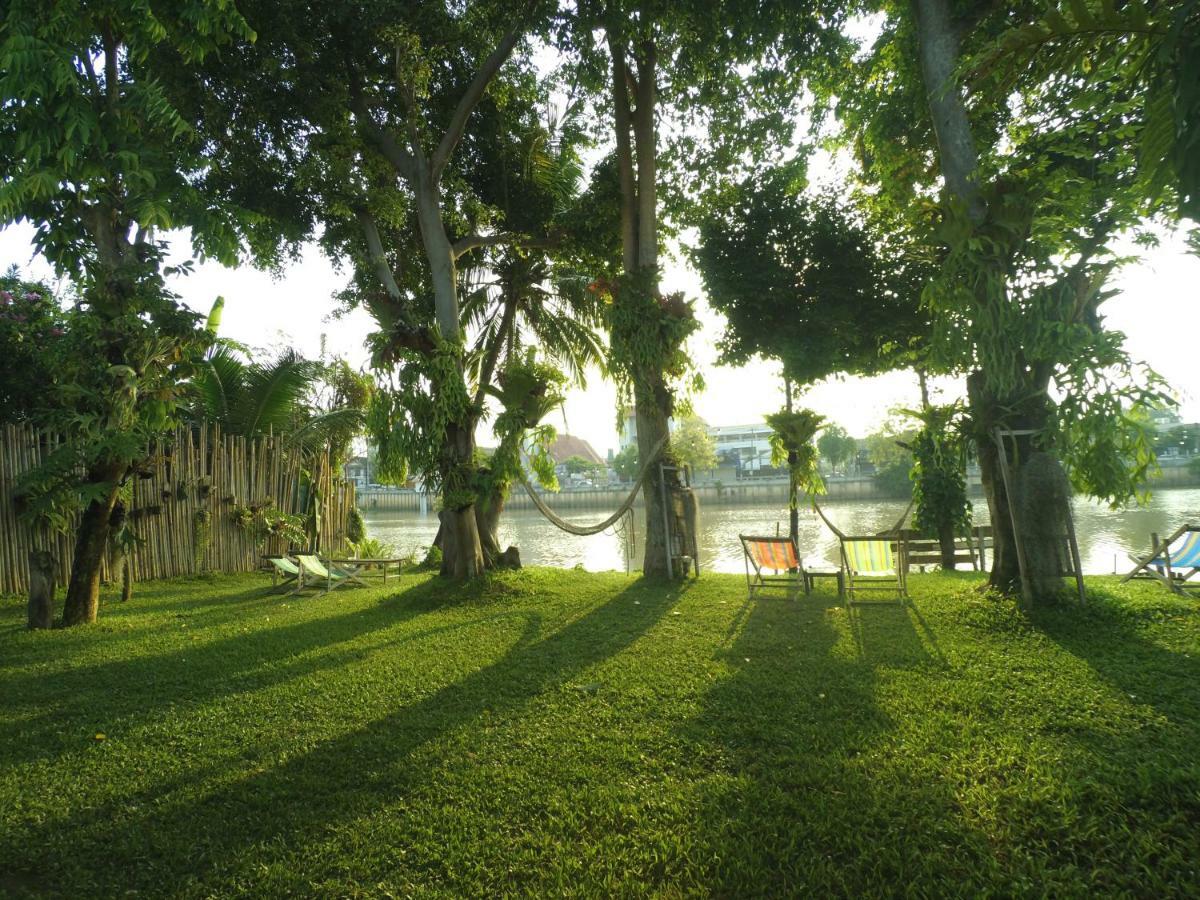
top-left (937, 523), bottom-right (957, 571)
top-left (436, 421), bottom-right (484, 580)
top-left (911, 0), bottom-right (985, 224)
top-left (476, 484), bottom-right (521, 570)
top-left (968, 373), bottom-right (1067, 603)
top-left (62, 463), bottom-right (125, 626)
top-left (610, 36), bottom-right (678, 577)
top-left (27, 550), bottom-right (55, 630)
top-left (412, 169), bottom-right (486, 580)
top-left (635, 373), bottom-right (678, 578)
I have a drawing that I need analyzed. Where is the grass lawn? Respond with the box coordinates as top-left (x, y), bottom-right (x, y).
top-left (2, 568), bottom-right (1199, 897)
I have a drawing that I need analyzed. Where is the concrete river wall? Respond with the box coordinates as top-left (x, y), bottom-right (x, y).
top-left (357, 464), bottom-right (1200, 513)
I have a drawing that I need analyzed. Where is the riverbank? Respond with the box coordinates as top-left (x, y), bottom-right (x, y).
top-left (358, 464), bottom-right (1200, 512)
top-left (2, 569), bottom-right (1198, 895)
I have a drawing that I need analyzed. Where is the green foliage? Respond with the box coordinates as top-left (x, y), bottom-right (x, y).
top-left (350, 536), bottom-right (397, 560)
top-left (694, 170), bottom-right (930, 386)
top-left (346, 506), bottom-right (366, 546)
top-left (906, 405), bottom-right (972, 538)
top-left (669, 415), bottom-right (717, 475)
top-left (866, 422), bottom-right (916, 500)
top-left (0, 0), bottom-right (263, 276)
top-left (766, 408), bottom-right (825, 499)
top-left (14, 264), bottom-right (210, 533)
top-left (0, 270), bottom-right (67, 424)
top-left (605, 270), bottom-right (702, 409)
top-left (368, 338), bottom-right (474, 503)
top-left (611, 444), bottom-right (640, 482)
top-left (969, 0), bottom-right (1200, 219)
top-left (485, 354), bottom-right (568, 498)
top-left (232, 501), bottom-right (305, 549)
top-left (817, 425), bottom-right (858, 475)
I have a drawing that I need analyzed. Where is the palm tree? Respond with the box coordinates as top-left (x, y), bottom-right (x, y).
top-left (190, 346), bottom-right (365, 463)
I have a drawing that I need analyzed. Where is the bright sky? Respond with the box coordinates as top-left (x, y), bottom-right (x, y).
top-left (3, 220), bottom-right (1197, 460)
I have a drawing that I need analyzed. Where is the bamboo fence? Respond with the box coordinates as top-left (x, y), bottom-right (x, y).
top-left (0, 423), bottom-right (355, 596)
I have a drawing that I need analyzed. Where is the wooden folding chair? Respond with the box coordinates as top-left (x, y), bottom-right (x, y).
top-left (739, 535), bottom-right (808, 599)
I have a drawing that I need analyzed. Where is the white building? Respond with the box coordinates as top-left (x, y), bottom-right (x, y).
top-left (707, 423), bottom-right (777, 476)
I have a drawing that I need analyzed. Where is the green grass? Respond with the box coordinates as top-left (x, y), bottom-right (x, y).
top-left (2, 569), bottom-right (1199, 897)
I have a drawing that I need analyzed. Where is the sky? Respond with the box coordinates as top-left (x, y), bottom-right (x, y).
top-left (4, 219), bottom-right (1197, 461)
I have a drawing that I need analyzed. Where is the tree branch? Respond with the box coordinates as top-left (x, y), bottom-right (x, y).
top-left (356, 207), bottom-right (403, 301)
top-left (608, 36), bottom-right (638, 272)
top-left (472, 292), bottom-right (519, 410)
top-left (451, 231), bottom-right (558, 260)
top-left (347, 64), bottom-right (418, 180)
top-left (431, 27), bottom-right (522, 181)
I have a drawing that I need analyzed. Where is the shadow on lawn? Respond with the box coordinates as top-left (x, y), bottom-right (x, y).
top-left (1034, 591), bottom-right (1200, 727)
top-left (1, 577), bottom-right (679, 895)
top-left (0, 576), bottom-right (471, 765)
top-left (679, 592), bottom-right (981, 894)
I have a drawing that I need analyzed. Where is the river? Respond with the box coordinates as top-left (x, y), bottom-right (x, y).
top-left (362, 488), bottom-right (1200, 575)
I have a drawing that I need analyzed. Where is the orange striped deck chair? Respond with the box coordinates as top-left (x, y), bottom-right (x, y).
top-left (740, 535), bottom-right (808, 599)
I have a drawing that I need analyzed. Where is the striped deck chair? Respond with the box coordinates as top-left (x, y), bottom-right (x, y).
top-left (839, 536), bottom-right (908, 603)
top-left (295, 554), bottom-right (357, 595)
top-left (811, 497), bottom-right (910, 604)
top-left (739, 535), bottom-right (808, 599)
top-left (263, 556), bottom-right (302, 594)
top-left (1121, 525), bottom-right (1200, 594)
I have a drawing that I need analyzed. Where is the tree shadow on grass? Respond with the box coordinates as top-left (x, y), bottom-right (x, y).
top-left (0, 577), bottom-right (679, 895)
top-left (677, 592), bottom-right (988, 894)
top-left (1032, 586), bottom-right (1200, 728)
top-left (0, 576), bottom-right (480, 766)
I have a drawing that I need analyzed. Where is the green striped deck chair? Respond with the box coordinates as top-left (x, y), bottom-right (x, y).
top-left (1121, 525), bottom-right (1200, 594)
top-left (740, 535), bottom-right (808, 599)
top-left (295, 554), bottom-right (357, 595)
top-left (263, 555), bottom-right (303, 594)
top-left (838, 536), bottom-right (907, 603)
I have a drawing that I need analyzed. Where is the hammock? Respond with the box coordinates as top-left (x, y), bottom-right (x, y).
top-left (519, 434), bottom-right (669, 537)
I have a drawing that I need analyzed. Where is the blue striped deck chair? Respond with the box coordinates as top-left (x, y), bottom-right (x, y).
top-left (1121, 525), bottom-right (1200, 594)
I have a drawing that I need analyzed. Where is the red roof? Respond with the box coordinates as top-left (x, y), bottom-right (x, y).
top-left (548, 434), bottom-right (604, 465)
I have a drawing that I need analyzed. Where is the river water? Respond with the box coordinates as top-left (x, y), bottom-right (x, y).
top-left (363, 488), bottom-right (1200, 575)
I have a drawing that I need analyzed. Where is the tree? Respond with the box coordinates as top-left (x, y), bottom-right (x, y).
top-left (905, 404), bottom-right (971, 570)
top-left (694, 167), bottom-right (931, 387)
top-left (838, 0), bottom-right (1178, 602)
top-left (191, 346), bottom-right (367, 463)
top-left (817, 425), bottom-right (858, 476)
top-left (0, 270), bottom-right (65, 424)
top-left (866, 422), bottom-right (915, 500)
top-left (0, 1), bottom-right (268, 624)
top-left (564, 0), bottom-right (851, 576)
top-left (171, 0), bottom-right (626, 579)
top-left (670, 415), bottom-right (717, 476)
top-left (612, 444), bottom-right (640, 482)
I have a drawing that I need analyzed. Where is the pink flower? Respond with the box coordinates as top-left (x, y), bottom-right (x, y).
top-left (0, 291), bottom-right (11, 304)
top-left (23, 291), bottom-right (40, 301)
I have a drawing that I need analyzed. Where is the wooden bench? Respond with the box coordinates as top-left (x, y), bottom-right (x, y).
top-left (894, 526), bottom-right (994, 573)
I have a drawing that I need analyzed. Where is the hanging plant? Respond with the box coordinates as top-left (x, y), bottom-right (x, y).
top-left (231, 504), bottom-right (253, 529)
top-left (766, 408), bottom-right (826, 498)
top-left (347, 505), bottom-right (366, 545)
top-left (193, 509), bottom-right (212, 572)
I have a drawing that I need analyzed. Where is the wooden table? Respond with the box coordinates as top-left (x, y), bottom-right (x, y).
top-left (804, 567), bottom-right (845, 598)
top-left (326, 558), bottom-right (405, 586)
